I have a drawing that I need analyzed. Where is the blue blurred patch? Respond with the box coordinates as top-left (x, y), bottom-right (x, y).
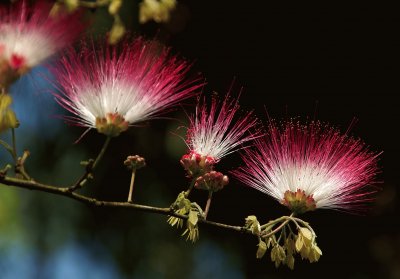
top-left (0, 240), bottom-right (122, 279)
top-left (191, 240), bottom-right (244, 279)
top-left (10, 66), bottom-right (64, 143)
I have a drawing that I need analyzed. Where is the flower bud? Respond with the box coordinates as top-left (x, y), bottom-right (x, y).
top-left (180, 151), bottom-right (216, 177)
top-left (124, 155), bottom-right (146, 170)
top-left (194, 171), bottom-right (229, 192)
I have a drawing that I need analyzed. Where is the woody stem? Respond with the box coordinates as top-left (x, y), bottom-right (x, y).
top-left (203, 191), bottom-right (213, 219)
top-left (184, 178), bottom-right (196, 197)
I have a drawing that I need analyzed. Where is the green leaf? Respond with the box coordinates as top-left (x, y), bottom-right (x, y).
top-left (277, 245), bottom-right (286, 261)
top-left (245, 215), bottom-right (258, 223)
top-left (244, 215), bottom-right (261, 235)
top-left (108, 16), bottom-right (125, 44)
top-left (188, 210), bottom-right (198, 226)
top-left (300, 246), bottom-right (310, 260)
top-left (286, 254), bottom-right (295, 270)
top-left (256, 240), bottom-right (267, 259)
top-left (295, 235), bottom-right (303, 252)
top-left (109, 0), bottom-right (122, 15)
top-left (309, 244), bottom-right (322, 263)
top-left (285, 236), bottom-right (295, 255)
top-left (270, 246), bottom-right (277, 262)
top-left (299, 227), bottom-right (313, 245)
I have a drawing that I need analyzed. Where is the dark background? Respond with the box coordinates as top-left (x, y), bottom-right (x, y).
top-left (0, 1), bottom-right (398, 279)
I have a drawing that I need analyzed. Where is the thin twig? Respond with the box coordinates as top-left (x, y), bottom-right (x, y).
top-left (0, 175), bottom-right (249, 234)
top-left (68, 137), bottom-right (111, 192)
top-left (16, 150), bottom-right (32, 180)
top-left (0, 139), bottom-right (14, 157)
top-left (11, 128), bottom-right (17, 164)
top-left (92, 137), bottom-right (111, 169)
top-left (261, 213), bottom-right (295, 238)
top-left (184, 178), bottom-right (196, 197)
top-left (203, 191), bottom-right (213, 219)
top-left (262, 219), bottom-right (291, 239)
top-left (127, 169), bottom-right (136, 203)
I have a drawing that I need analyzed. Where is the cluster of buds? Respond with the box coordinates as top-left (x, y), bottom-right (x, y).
top-left (180, 151), bottom-right (229, 193)
top-left (180, 151), bottom-right (216, 177)
top-left (124, 155), bottom-right (146, 170)
top-left (0, 94), bottom-right (18, 133)
top-left (194, 171), bottom-right (229, 192)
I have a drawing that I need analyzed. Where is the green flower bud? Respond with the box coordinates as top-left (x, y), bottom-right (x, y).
top-left (256, 240), bottom-right (267, 259)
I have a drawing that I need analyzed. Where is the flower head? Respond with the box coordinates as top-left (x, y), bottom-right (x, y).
top-left (0, 0), bottom-right (84, 87)
top-left (180, 94), bottom-right (260, 176)
top-left (52, 38), bottom-right (201, 137)
top-left (233, 120), bottom-right (380, 213)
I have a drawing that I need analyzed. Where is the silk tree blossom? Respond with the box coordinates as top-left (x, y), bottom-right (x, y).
top-left (52, 38), bottom-right (201, 137)
top-left (180, 94), bottom-right (261, 177)
top-left (0, 0), bottom-right (84, 87)
top-left (232, 120), bottom-right (380, 214)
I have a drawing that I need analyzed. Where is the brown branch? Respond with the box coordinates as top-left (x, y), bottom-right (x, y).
top-left (0, 175), bottom-right (250, 235)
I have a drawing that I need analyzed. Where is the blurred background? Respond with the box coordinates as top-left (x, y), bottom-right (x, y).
top-left (0, 1), bottom-right (398, 278)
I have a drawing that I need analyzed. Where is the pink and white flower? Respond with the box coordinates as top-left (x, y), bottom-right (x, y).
top-left (52, 38), bottom-right (201, 137)
top-left (232, 120), bottom-right (380, 213)
top-left (180, 94), bottom-right (260, 176)
top-left (0, 0), bottom-right (84, 85)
